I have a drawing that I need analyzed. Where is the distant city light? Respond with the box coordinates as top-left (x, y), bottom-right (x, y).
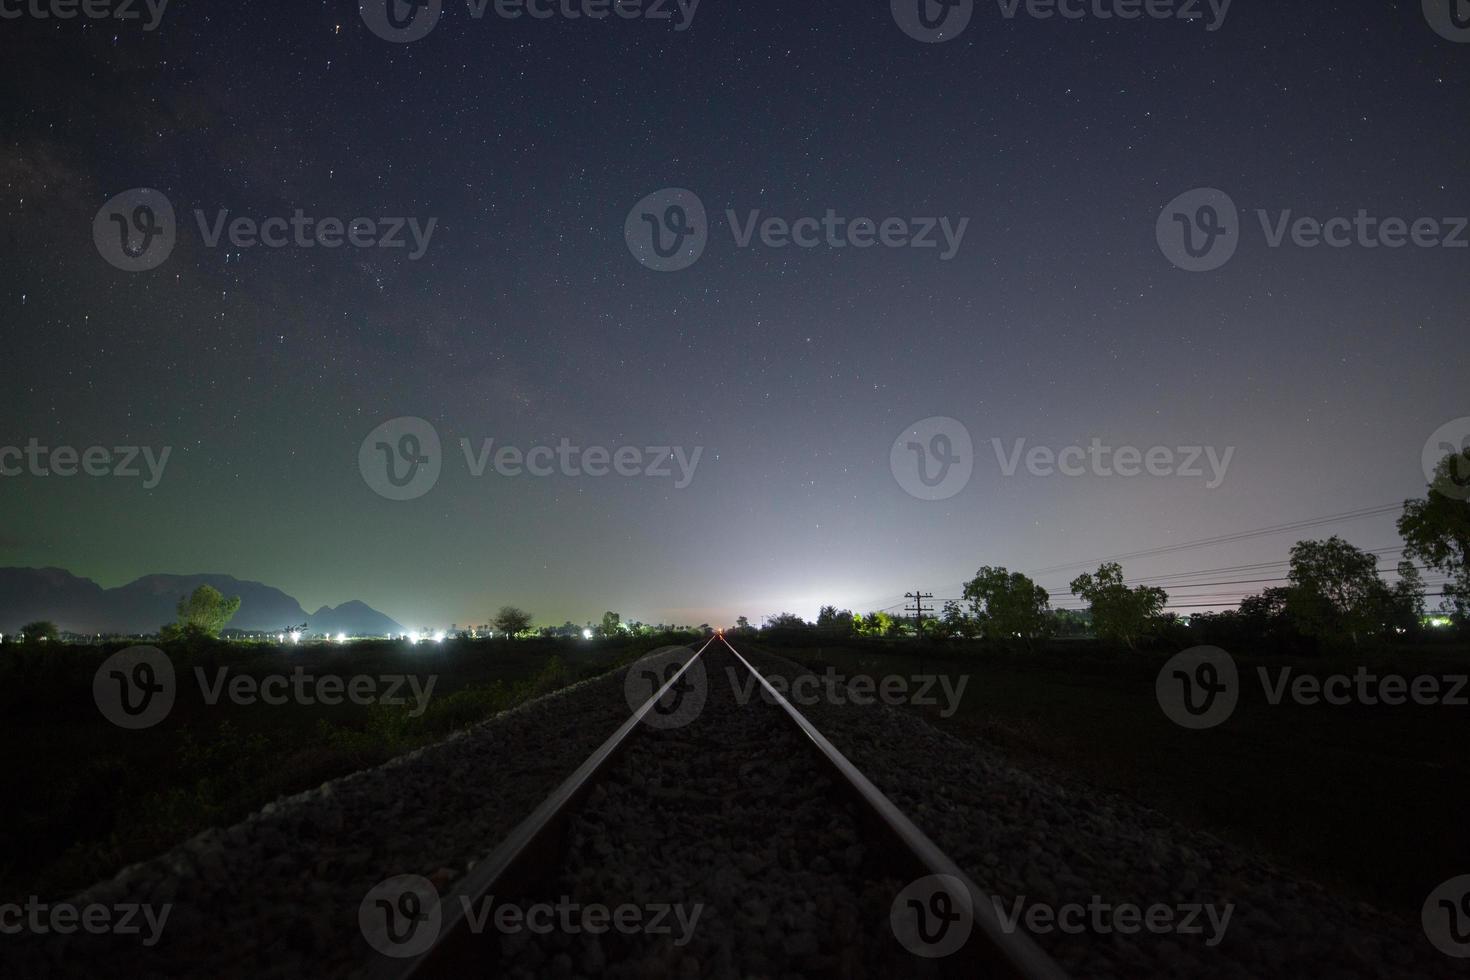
top-left (335, 633), bottom-right (347, 644)
top-left (276, 633), bottom-right (285, 644)
top-left (433, 631), bottom-right (446, 643)
top-left (582, 628), bottom-right (593, 640)
top-left (287, 632), bottom-right (299, 645)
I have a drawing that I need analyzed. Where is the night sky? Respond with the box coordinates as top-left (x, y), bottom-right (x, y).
top-left (2, 1), bottom-right (1467, 629)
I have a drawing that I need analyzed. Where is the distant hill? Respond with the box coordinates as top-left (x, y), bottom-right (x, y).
top-left (0, 568), bottom-right (404, 636)
top-left (308, 601), bottom-right (405, 637)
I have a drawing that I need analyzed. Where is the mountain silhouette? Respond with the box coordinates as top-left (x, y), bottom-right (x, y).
top-left (0, 568), bottom-right (404, 636)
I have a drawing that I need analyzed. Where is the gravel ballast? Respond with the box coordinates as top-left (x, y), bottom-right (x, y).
top-left (9, 640), bottom-right (1456, 979)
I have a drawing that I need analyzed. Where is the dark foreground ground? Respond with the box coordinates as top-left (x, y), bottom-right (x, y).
top-left (759, 635), bottom-right (1470, 923)
top-left (0, 634), bottom-right (691, 904)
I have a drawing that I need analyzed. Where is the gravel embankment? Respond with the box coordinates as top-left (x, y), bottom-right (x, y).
top-left (735, 645), bottom-right (1456, 980)
top-left (10, 664), bottom-right (659, 979)
top-left (12, 640), bottom-right (1455, 979)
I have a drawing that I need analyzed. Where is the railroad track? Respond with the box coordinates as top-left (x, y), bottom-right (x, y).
top-left (364, 633), bottom-right (1068, 979)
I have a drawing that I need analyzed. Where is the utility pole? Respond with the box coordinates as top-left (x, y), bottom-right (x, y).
top-left (904, 591), bottom-right (934, 637)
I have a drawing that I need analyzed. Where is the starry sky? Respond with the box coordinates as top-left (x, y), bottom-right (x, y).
top-left (1, 1), bottom-right (1467, 629)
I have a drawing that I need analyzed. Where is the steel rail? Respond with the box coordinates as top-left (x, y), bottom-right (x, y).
top-left (718, 633), bottom-right (1070, 980)
top-left (371, 635), bottom-right (715, 979)
top-left (370, 631), bottom-right (1069, 979)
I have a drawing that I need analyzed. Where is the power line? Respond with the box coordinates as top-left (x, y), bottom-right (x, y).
top-left (852, 505), bottom-right (1421, 617)
top-left (1022, 502), bottom-right (1404, 577)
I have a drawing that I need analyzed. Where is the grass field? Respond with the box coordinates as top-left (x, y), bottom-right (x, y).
top-left (0, 633), bottom-right (693, 904)
top-left (761, 636), bottom-right (1470, 921)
